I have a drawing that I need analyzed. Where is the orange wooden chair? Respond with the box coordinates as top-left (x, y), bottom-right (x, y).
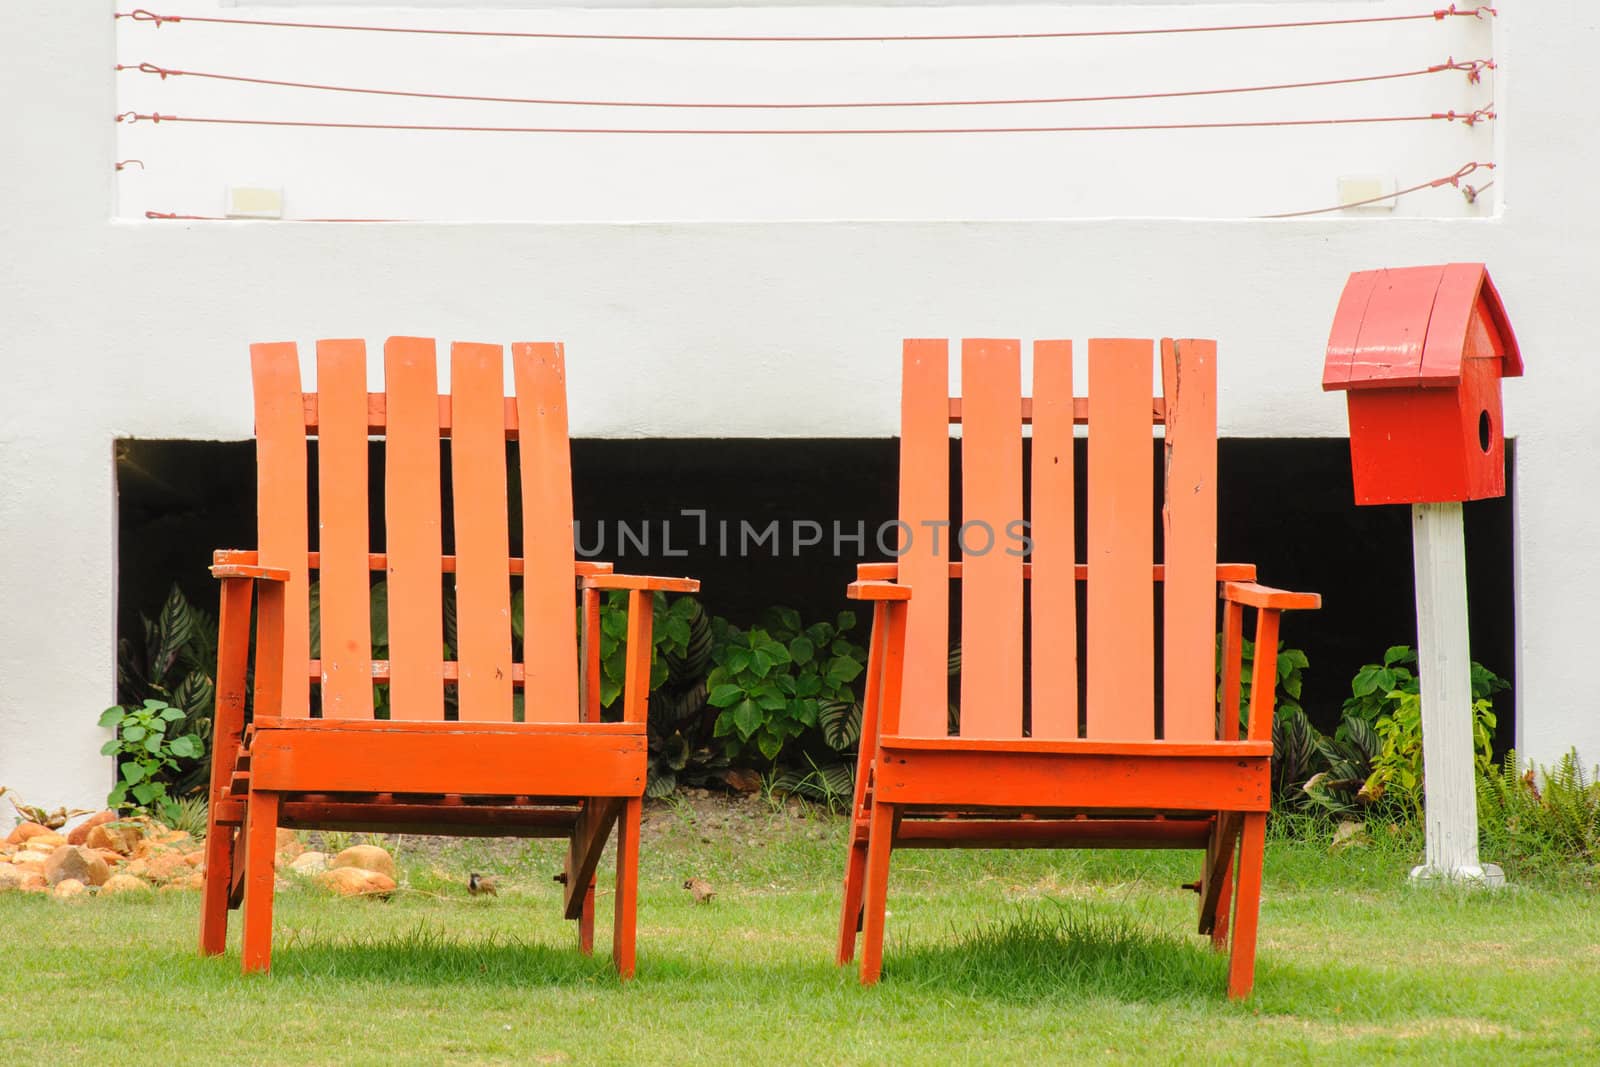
top-left (198, 337), bottom-right (697, 977)
top-left (836, 338), bottom-right (1319, 999)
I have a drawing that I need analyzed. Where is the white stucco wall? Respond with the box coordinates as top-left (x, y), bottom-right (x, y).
top-left (2, 1), bottom-right (1595, 811)
top-left (113, 1), bottom-right (1496, 221)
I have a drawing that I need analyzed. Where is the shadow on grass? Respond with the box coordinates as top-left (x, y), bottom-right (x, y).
top-left (878, 904), bottom-right (1229, 1004)
top-left (263, 924), bottom-right (618, 987)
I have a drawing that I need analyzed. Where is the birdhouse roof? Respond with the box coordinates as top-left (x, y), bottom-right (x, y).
top-left (1323, 262), bottom-right (1523, 391)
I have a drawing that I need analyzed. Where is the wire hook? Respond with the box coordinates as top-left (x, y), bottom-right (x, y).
top-left (120, 9), bottom-right (181, 27)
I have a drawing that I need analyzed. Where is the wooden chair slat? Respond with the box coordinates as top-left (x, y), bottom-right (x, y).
top-left (313, 340), bottom-right (375, 719)
top-left (957, 339), bottom-right (1024, 739)
top-left (1085, 339), bottom-right (1155, 739)
top-left (1028, 339), bottom-right (1078, 739)
top-left (512, 343), bottom-right (580, 724)
top-left (449, 342), bottom-right (516, 722)
top-left (1161, 339), bottom-right (1219, 741)
top-left (250, 342), bottom-right (311, 718)
top-left (895, 339), bottom-right (952, 737)
top-left (382, 338), bottom-right (445, 720)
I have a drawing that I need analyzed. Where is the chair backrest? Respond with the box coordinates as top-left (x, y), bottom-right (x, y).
top-left (250, 337), bottom-right (579, 723)
top-left (895, 338), bottom-right (1218, 742)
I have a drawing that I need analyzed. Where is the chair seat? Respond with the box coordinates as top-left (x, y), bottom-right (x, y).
top-left (873, 734), bottom-right (1271, 813)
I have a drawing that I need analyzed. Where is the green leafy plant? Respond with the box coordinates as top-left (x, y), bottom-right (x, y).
top-left (1478, 750), bottom-right (1600, 875)
top-left (98, 699), bottom-right (204, 813)
top-left (161, 794), bottom-right (210, 839)
top-left (573, 592), bottom-right (697, 711)
top-left (770, 755), bottom-right (856, 812)
top-left (1292, 647), bottom-right (1506, 821)
top-left (1358, 689), bottom-right (1496, 820)
top-left (643, 598), bottom-right (728, 798)
top-left (1342, 644), bottom-right (1508, 726)
top-left (115, 584), bottom-right (217, 795)
top-left (1216, 635), bottom-right (1308, 730)
top-left (1301, 713), bottom-right (1381, 816)
top-left (706, 608), bottom-right (866, 763)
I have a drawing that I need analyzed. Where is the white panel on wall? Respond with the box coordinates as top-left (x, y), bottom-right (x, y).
top-left (116, 1), bottom-right (1498, 221)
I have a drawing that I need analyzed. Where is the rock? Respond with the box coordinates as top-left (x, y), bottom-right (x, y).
top-left (122, 858), bottom-right (149, 879)
top-left (316, 866), bottom-right (396, 897)
top-left (185, 852), bottom-right (204, 868)
top-left (52, 878), bottom-right (88, 900)
top-left (67, 811), bottom-right (118, 846)
top-left (5, 822), bottom-right (50, 845)
top-left (142, 851), bottom-right (192, 883)
top-left (155, 870), bottom-right (205, 893)
top-left (43, 845), bottom-right (111, 887)
top-left (332, 845), bottom-right (395, 880)
top-left (16, 871), bottom-right (48, 893)
top-left (100, 873), bottom-right (153, 896)
top-left (0, 863), bottom-right (24, 891)
top-left (86, 821), bottom-right (145, 856)
top-left (13, 849), bottom-right (50, 866)
top-left (133, 829), bottom-right (180, 858)
top-left (30, 833), bottom-right (68, 850)
top-left (720, 768), bottom-right (764, 795)
top-left (289, 851), bottom-right (329, 875)
top-left (156, 830), bottom-right (191, 846)
top-left (92, 849), bottom-right (125, 868)
top-left (1330, 820), bottom-right (1371, 854)
top-left (275, 829), bottom-right (304, 865)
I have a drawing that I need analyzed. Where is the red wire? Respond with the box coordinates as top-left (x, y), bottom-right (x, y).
top-left (116, 111), bottom-right (1483, 136)
top-left (145, 210), bottom-right (398, 221)
top-left (143, 163), bottom-right (1497, 222)
top-left (1261, 161), bottom-right (1493, 218)
top-left (114, 6), bottom-right (1494, 43)
top-left (116, 59), bottom-right (1493, 111)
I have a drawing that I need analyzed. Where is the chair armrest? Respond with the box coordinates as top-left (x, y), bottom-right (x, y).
top-left (847, 580), bottom-right (912, 601)
top-left (1221, 581), bottom-right (1320, 611)
top-left (210, 554), bottom-right (290, 582)
top-left (580, 573), bottom-right (700, 593)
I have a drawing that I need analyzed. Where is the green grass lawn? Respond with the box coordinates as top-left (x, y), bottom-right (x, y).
top-left (4, 798), bottom-right (1597, 1065)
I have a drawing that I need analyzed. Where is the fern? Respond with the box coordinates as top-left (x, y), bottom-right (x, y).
top-left (1478, 750), bottom-right (1600, 874)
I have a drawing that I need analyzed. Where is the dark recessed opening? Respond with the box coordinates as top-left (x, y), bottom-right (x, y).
top-left (115, 437), bottom-right (1518, 752)
top-left (1479, 410), bottom-right (1493, 453)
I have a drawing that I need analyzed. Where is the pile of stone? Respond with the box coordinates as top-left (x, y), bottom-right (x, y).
top-left (276, 833), bottom-right (398, 897)
top-left (0, 813), bottom-right (400, 900)
top-left (0, 811), bottom-right (204, 898)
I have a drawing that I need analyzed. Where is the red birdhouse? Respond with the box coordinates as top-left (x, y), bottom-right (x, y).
top-left (1323, 263), bottom-right (1523, 505)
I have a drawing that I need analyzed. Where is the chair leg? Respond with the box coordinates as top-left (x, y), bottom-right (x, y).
top-left (1226, 812), bottom-right (1268, 999)
top-left (578, 881), bottom-right (596, 956)
top-left (1200, 812), bottom-right (1240, 953)
top-left (240, 790), bottom-right (281, 974)
top-left (199, 821), bottom-right (236, 955)
top-left (836, 835), bottom-right (868, 965)
top-left (1210, 863), bottom-right (1234, 952)
top-left (858, 801), bottom-right (896, 985)
top-left (612, 796), bottom-right (642, 980)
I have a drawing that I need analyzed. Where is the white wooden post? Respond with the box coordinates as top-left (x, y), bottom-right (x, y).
top-left (1409, 501), bottom-right (1504, 886)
